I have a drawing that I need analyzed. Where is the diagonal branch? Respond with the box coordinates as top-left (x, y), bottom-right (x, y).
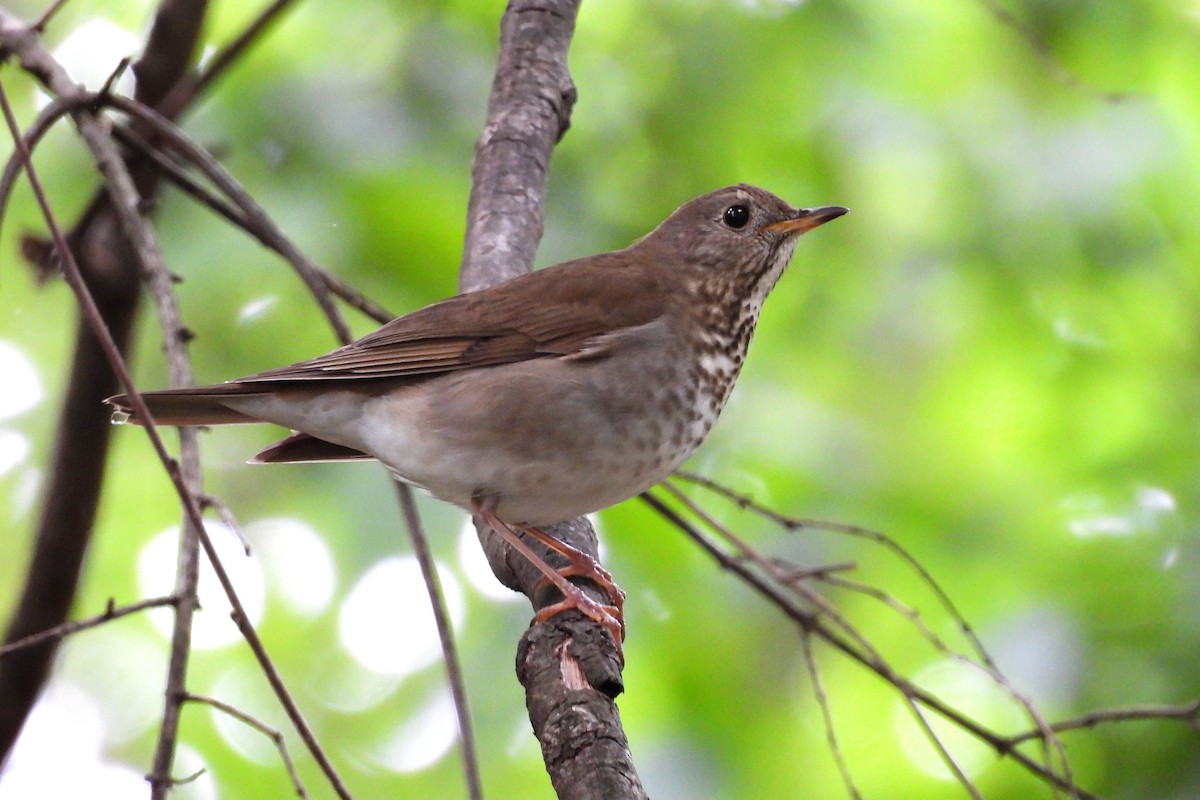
top-left (0, 597), bottom-right (178, 659)
top-left (640, 489), bottom-right (1099, 800)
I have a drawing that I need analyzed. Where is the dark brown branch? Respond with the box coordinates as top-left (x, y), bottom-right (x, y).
top-left (155, 0), bottom-right (299, 120)
top-left (0, 229), bottom-right (140, 762)
top-left (131, 0), bottom-right (209, 109)
top-left (459, 3), bottom-right (645, 798)
top-left (3, 40), bottom-right (460, 798)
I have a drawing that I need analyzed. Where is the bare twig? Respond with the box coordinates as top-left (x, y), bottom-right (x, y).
top-left (799, 631), bottom-right (861, 800)
top-left (30, 0), bottom-right (73, 32)
top-left (903, 697), bottom-right (985, 800)
top-left (105, 107), bottom-right (394, 323)
top-left (1005, 699), bottom-right (1200, 745)
top-left (0, 92), bottom-right (78, 242)
top-left (667, 472), bottom-right (1077, 789)
top-left (184, 693), bottom-right (307, 798)
top-left (200, 494), bottom-right (252, 555)
top-left (673, 470), bottom-right (996, 668)
top-left (91, 32), bottom-right (473, 799)
top-left (0, 597), bottom-right (177, 659)
top-left (103, 93), bottom-right (352, 343)
top-left (121, 6), bottom-right (212, 792)
top-left (638, 490), bottom-right (1096, 799)
top-left (658, 479), bottom-right (880, 659)
top-left (122, 48), bottom-right (478, 797)
top-left (394, 483), bottom-right (483, 800)
top-left (659, 480), bottom-right (993, 799)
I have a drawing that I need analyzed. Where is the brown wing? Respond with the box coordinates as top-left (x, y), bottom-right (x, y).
top-left (236, 252), bottom-right (669, 385)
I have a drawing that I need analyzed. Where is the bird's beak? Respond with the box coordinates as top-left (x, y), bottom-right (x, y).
top-left (766, 205), bottom-right (849, 236)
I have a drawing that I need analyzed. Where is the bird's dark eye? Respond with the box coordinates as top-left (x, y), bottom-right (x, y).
top-left (723, 204), bottom-right (751, 229)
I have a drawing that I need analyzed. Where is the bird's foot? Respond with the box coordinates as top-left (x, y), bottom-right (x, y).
top-left (472, 501), bottom-right (626, 660)
top-left (518, 523), bottom-right (626, 639)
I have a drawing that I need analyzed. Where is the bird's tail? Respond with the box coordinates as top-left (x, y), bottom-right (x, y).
top-left (106, 384), bottom-right (264, 426)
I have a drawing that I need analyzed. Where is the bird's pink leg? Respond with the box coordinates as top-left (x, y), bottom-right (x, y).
top-left (515, 523), bottom-right (626, 631)
top-left (472, 500), bottom-right (625, 658)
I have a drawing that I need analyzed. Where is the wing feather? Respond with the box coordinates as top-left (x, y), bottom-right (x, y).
top-left (237, 253), bottom-right (670, 385)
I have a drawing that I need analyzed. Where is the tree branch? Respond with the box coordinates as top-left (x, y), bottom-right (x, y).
top-left (460, 2), bottom-right (646, 797)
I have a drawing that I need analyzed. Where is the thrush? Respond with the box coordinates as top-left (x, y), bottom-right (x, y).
top-left (109, 184), bottom-right (846, 653)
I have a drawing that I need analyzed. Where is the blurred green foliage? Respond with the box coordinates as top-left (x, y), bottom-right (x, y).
top-left (1, 1), bottom-right (1197, 798)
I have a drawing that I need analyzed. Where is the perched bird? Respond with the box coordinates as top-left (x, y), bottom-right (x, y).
top-left (109, 184), bottom-right (846, 652)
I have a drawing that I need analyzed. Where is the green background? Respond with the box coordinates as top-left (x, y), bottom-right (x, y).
top-left (1, 1), bottom-right (1197, 798)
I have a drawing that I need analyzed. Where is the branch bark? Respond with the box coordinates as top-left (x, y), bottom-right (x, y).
top-left (460, 3), bottom-right (647, 797)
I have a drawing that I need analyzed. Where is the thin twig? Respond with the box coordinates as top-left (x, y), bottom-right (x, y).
top-left (115, 9), bottom-right (211, 790)
top-left (200, 494), bottom-right (252, 555)
top-left (104, 93), bottom-right (353, 342)
top-left (98, 38), bottom-right (469, 800)
top-left (119, 53), bottom-right (468, 800)
top-left (904, 696), bottom-right (985, 800)
top-left (107, 116), bottom-right (394, 323)
top-left (184, 693), bottom-right (307, 798)
top-left (660, 478), bottom-right (1078, 794)
top-left (1005, 699), bottom-right (1200, 745)
top-left (638, 491), bottom-right (1096, 799)
top-left (658, 480), bottom-right (879, 660)
top-left (673, 470), bottom-right (996, 668)
top-left (393, 482), bottom-right (484, 800)
top-left (668, 472), bottom-right (1077, 790)
top-left (0, 92), bottom-right (82, 266)
top-left (31, 0), bottom-right (73, 32)
top-left (799, 630), bottom-right (861, 800)
top-left (0, 596), bottom-right (177, 658)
